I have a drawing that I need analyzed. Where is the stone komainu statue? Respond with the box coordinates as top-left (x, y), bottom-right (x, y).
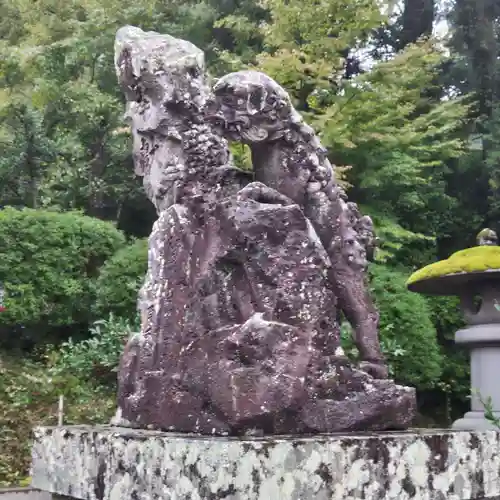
top-left (112, 26), bottom-right (416, 435)
top-left (206, 70), bottom-right (386, 378)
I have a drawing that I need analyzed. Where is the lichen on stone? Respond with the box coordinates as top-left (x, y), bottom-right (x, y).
top-left (407, 245), bottom-right (500, 286)
top-left (30, 425), bottom-right (500, 500)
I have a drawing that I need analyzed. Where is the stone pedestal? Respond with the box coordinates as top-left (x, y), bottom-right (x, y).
top-left (0, 488), bottom-right (52, 500)
top-left (31, 425), bottom-right (500, 499)
top-left (453, 323), bottom-right (500, 430)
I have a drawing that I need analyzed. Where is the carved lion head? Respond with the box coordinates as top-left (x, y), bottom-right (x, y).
top-left (205, 70), bottom-right (300, 143)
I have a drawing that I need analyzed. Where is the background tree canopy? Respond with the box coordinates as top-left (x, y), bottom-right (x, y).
top-left (0, 0), bottom-right (498, 477)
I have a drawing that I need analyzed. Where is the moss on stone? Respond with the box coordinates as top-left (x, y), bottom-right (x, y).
top-left (407, 246), bottom-right (500, 286)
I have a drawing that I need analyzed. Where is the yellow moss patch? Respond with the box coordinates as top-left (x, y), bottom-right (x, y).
top-left (407, 246), bottom-right (500, 286)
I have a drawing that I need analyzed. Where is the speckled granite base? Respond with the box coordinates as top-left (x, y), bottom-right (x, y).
top-left (31, 426), bottom-right (500, 499)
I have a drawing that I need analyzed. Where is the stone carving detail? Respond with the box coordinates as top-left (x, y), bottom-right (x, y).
top-left (206, 70), bottom-right (386, 378)
top-left (113, 26), bottom-right (416, 435)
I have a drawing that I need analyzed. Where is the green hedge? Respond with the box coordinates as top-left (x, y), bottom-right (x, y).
top-left (427, 295), bottom-right (470, 404)
top-left (369, 264), bottom-right (444, 389)
top-left (0, 207), bottom-right (125, 349)
top-left (93, 238), bottom-right (148, 320)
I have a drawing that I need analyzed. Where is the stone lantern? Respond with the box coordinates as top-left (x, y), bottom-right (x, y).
top-left (407, 229), bottom-right (500, 430)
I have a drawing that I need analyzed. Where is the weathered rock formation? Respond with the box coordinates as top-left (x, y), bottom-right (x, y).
top-left (112, 25), bottom-right (416, 435)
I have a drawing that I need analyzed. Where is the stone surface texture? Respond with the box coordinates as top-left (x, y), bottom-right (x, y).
top-left (452, 322), bottom-right (500, 431)
top-left (0, 488), bottom-right (51, 500)
top-left (206, 70), bottom-right (386, 378)
top-left (112, 25), bottom-right (415, 435)
top-left (31, 425), bottom-right (500, 500)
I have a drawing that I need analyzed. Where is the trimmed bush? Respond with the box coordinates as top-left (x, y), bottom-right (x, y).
top-left (370, 264), bottom-right (444, 388)
top-left (0, 207), bottom-right (125, 349)
top-left (50, 313), bottom-right (140, 387)
top-left (93, 238), bottom-right (148, 320)
top-left (342, 264), bottom-right (443, 390)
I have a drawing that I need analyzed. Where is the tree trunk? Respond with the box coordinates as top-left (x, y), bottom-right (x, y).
top-left (453, 0), bottom-right (497, 121)
top-left (400, 0), bottom-right (435, 48)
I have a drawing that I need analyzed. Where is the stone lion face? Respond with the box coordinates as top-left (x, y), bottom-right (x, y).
top-left (205, 70), bottom-right (294, 144)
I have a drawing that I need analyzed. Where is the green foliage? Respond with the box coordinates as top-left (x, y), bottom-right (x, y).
top-left (340, 322), bottom-right (407, 379)
top-left (426, 295), bottom-right (469, 402)
top-left (94, 238), bottom-right (148, 320)
top-left (234, 0), bottom-right (385, 110)
top-left (229, 143), bottom-right (253, 171)
top-left (428, 295), bottom-right (464, 343)
top-left (341, 264), bottom-right (443, 389)
top-left (49, 314), bottom-right (139, 387)
top-left (315, 42), bottom-right (469, 238)
top-left (262, 0), bottom-right (383, 59)
top-left (217, 0), bottom-right (472, 250)
top-left (0, 313), bottom-right (138, 486)
top-left (255, 0), bottom-right (383, 98)
top-left (0, 0), bottom-right (158, 225)
top-left (0, 100), bottom-right (55, 208)
top-left (485, 106), bottom-right (500, 223)
top-left (371, 264), bottom-right (443, 389)
top-left (478, 391), bottom-right (500, 429)
top-left (0, 207), bottom-right (125, 348)
top-left (0, 355), bottom-right (115, 486)
top-left (362, 205), bottom-right (435, 268)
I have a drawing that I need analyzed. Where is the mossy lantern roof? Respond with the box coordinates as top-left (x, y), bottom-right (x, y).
top-left (407, 246), bottom-right (500, 295)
